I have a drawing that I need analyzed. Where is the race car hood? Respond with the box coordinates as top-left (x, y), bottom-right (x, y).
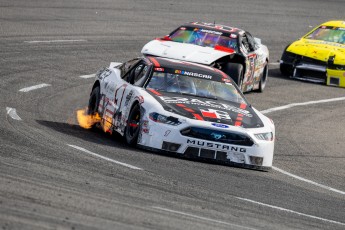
top-left (147, 90), bottom-right (264, 128)
top-left (287, 39), bottom-right (345, 64)
top-left (141, 40), bottom-right (234, 65)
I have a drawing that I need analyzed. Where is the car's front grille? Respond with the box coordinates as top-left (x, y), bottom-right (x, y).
top-left (300, 56), bottom-right (327, 67)
top-left (184, 147), bottom-right (228, 161)
top-left (180, 127), bottom-right (254, 146)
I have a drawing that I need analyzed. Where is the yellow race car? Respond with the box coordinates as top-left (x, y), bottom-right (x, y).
top-left (280, 20), bottom-right (345, 87)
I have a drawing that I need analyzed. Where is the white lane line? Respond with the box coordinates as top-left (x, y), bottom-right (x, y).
top-left (6, 107), bottom-right (22, 121)
top-left (79, 74), bottom-right (95, 79)
top-left (261, 96), bottom-right (345, 196)
top-left (236, 197), bottom-right (345, 226)
top-left (269, 62), bottom-right (280, 66)
top-left (24, 39), bottom-right (87, 44)
top-left (67, 144), bottom-right (142, 170)
top-left (272, 166), bottom-right (345, 195)
top-left (152, 206), bottom-right (257, 230)
top-left (261, 97), bottom-right (345, 114)
top-left (19, 83), bottom-right (51, 92)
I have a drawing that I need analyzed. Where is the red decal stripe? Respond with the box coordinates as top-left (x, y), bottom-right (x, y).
top-left (201, 111), bottom-right (217, 118)
top-left (176, 103), bottom-right (186, 107)
top-left (234, 121), bottom-right (242, 126)
top-left (193, 113), bottom-right (204, 120)
top-left (184, 108), bottom-right (195, 113)
top-left (240, 103), bottom-right (247, 109)
top-left (148, 57), bottom-right (160, 67)
top-left (148, 88), bottom-right (162, 96)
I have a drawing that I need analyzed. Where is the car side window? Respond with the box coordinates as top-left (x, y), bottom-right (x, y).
top-left (123, 61), bottom-right (149, 86)
top-left (120, 58), bottom-right (140, 80)
top-left (246, 32), bottom-right (256, 51)
top-left (133, 64), bottom-right (149, 86)
top-left (241, 33), bottom-right (255, 53)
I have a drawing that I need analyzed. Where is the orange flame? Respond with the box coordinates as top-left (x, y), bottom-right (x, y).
top-left (76, 108), bottom-right (101, 129)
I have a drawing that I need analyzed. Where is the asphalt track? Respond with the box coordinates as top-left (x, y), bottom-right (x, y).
top-left (0, 0), bottom-right (344, 229)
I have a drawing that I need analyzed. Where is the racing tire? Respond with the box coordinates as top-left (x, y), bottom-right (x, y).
top-left (257, 63), bottom-right (268, 92)
top-left (223, 63), bottom-right (244, 90)
top-left (124, 103), bottom-right (141, 145)
top-left (280, 63), bottom-right (293, 77)
top-left (87, 86), bottom-right (101, 128)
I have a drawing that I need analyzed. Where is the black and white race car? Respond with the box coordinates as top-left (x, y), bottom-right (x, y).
top-left (87, 56), bottom-right (275, 170)
top-left (141, 22), bottom-right (269, 93)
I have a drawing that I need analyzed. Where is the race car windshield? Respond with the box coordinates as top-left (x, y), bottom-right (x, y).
top-left (305, 26), bottom-right (345, 44)
top-left (147, 71), bottom-right (246, 104)
top-left (169, 27), bottom-right (238, 50)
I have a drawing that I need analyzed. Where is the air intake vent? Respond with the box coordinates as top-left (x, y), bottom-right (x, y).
top-left (181, 127), bottom-right (254, 146)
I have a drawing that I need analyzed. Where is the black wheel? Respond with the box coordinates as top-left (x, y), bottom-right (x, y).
top-left (280, 63), bottom-right (293, 76)
top-left (280, 49), bottom-right (294, 76)
top-left (223, 63), bottom-right (244, 90)
top-left (125, 103), bottom-right (141, 145)
top-left (87, 86), bottom-right (101, 128)
top-left (257, 63), bottom-right (268, 92)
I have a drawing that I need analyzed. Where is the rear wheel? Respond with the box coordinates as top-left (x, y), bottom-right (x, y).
top-left (87, 86), bottom-right (101, 128)
top-left (223, 63), bottom-right (244, 90)
top-left (125, 103), bottom-right (141, 145)
top-left (257, 63), bottom-right (268, 92)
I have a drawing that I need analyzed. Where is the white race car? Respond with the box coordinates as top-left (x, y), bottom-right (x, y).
top-left (142, 22), bottom-right (269, 93)
top-left (87, 56), bottom-right (275, 170)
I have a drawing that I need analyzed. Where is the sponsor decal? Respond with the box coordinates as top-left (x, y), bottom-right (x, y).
top-left (186, 139), bottom-right (247, 152)
top-left (154, 67), bottom-right (164, 71)
top-left (180, 27), bottom-right (186, 30)
top-left (164, 130), bottom-right (171, 137)
top-left (175, 70), bottom-right (212, 79)
top-left (211, 123), bottom-right (229, 128)
top-left (230, 34), bottom-right (237, 38)
top-left (98, 68), bottom-right (111, 80)
top-left (124, 90), bottom-right (133, 106)
top-left (200, 29), bottom-right (223, 35)
top-left (200, 108), bottom-right (231, 120)
top-left (159, 96), bottom-right (253, 117)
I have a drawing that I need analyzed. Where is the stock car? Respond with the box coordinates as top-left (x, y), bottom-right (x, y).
top-left (141, 22), bottom-right (269, 93)
top-left (87, 56), bottom-right (275, 170)
top-left (280, 20), bottom-right (345, 87)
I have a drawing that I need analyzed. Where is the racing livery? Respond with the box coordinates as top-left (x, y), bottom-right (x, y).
top-left (141, 22), bottom-right (269, 93)
top-left (280, 20), bottom-right (345, 87)
top-left (87, 56), bottom-right (275, 170)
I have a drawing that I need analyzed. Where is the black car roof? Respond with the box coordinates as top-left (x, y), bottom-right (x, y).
top-left (180, 22), bottom-right (245, 35)
top-left (146, 56), bottom-right (231, 81)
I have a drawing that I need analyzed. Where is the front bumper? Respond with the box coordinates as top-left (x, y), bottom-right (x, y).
top-left (138, 118), bottom-right (274, 171)
top-left (280, 52), bottom-right (345, 87)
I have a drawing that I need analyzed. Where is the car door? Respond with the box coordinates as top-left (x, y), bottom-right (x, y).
top-left (100, 58), bottom-right (140, 133)
top-left (113, 59), bottom-right (151, 134)
top-left (240, 32), bottom-right (257, 91)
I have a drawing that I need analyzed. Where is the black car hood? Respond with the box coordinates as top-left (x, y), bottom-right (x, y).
top-left (147, 90), bottom-right (264, 128)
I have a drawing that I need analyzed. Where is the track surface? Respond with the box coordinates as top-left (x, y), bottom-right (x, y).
top-left (1, 1), bottom-right (344, 229)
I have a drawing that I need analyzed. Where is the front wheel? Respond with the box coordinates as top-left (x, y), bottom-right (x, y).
top-left (222, 63), bottom-right (244, 90)
top-left (124, 103), bottom-right (141, 145)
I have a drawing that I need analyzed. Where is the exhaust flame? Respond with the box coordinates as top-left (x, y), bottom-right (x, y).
top-left (76, 108), bottom-right (101, 129)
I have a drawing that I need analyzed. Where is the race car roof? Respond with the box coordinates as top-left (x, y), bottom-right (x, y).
top-left (321, 20), bottom-right (345, 28)
top-left (180, 22), bottom-right (245, 35)
top-left (147, 56), bottom-right (231, 81)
